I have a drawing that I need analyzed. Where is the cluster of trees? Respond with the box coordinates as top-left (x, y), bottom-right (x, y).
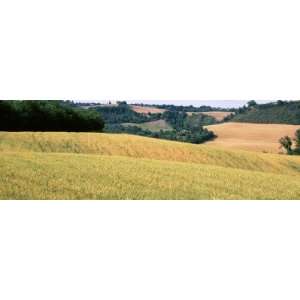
top-left (173, 111), bottom-right (216, 128)
top-left (104, 108), bottom-right (216, 144)
top-left (105, 123), bottom-right (215, 144)
top-left (279, 129), bottom-right (300, 155)
top-left (92, 103), bottom-right (161, 124)
top-left (0, 101), bottom-right (104, 132)
top-left (163, 110), bottom-right (216, 128)
top-left (229, 100), bottom-right (300, 124)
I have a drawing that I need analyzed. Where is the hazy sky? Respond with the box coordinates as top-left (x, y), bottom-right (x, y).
top-left (76, 100), bottom-right (273, 108)
top-left (126, 100), bottom-right (272, 108)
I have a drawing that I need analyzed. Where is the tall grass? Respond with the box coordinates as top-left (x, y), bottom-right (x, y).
top-left (1, 132), bottom-right (300, 175)
top-left (1, 151), bottom-right (300, 200)
top-left (1, 132), bottom-right (300, 199)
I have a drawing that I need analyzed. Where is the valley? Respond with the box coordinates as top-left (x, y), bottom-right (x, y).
top-left (1, 100), bottom-right (300, 199)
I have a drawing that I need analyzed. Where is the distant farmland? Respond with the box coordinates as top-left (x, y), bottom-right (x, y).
top-left (205, 122), bottom-right (300, 153)
top-left (131, 105), bottom-right (166, 114)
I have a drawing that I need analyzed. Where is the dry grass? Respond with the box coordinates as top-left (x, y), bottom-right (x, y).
top-left (1, 151), bottom-right (300, 200)
top-left (1, 131), bottom-right (300, 175)
top-left (122, 120), bottom-right (172, 131)
top-left (131, 105), bottom-right (166, 114)
top-left (205, 122), bottom-right (300, 153)
top-left (186, 111), bottom-right (233, 121)
top-left (1, 132), bottom-right (300, 199)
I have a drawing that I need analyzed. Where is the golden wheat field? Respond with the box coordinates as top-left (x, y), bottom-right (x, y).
top-left (1, 132), bottom-right (300, 199)
top-left (205, 122), bottom-right (300, 153)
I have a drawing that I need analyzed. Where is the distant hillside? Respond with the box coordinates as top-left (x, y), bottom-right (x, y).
top-left (231, 100), bottom-right (300, 124)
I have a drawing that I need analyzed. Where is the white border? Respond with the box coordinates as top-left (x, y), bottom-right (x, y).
top-left (0, 0), bottom-right (299, 100)
top-left (1, 200), bottom-right (300, 300)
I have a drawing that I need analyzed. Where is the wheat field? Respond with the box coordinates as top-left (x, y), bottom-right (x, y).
top-left (205, 122), bottom-right (300, 153)
top-left (1, 132), bottom-right (300, 199)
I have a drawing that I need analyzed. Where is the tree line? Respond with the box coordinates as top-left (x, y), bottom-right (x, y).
top-left (0, 101), bottom-right (104, 132)
top-left (0, 100), bottom-right (216, 144)
top-left (138, 103), bottom-right (233, 113)
top-left (105, 123), bottom-right (215, 144)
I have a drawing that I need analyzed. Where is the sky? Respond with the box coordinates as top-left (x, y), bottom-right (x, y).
top-left (76, 100), bottom-right (274, 108)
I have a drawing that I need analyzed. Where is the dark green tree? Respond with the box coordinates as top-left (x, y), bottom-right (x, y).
top-left (0, 100), bottom-right (104, 132)
top-left (247, 100), bottom-right (257, 107)
top-left (279, 136), bottom-right (293, 154)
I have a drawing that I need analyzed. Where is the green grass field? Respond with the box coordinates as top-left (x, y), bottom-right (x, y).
top-left (1, 132), bottom-right (300, 199)
top-left (122, 119), bottom-right (172, 131)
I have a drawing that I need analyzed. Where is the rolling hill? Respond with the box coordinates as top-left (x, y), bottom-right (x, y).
top-left (231, 100), bottom-right (300, 124)
top-left (1, 132), bottom-right (300, 199)
top-left (205, 122), bottom-right (300, 153)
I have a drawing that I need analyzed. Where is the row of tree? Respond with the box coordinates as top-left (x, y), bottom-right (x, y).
top-left (279, 129), bottom-right (300, 155)
top-left (138, 103), bottom-right (233, 112)
top-left (0, 101), bottom-right (104, 132)
top-left (105, 124), bottom-right (215, 144)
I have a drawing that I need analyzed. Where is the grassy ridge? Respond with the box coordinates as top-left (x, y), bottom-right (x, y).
top-left (1, 132), bottom-right (300, 175)
top-left (1, 132), bottom-right (300, 199)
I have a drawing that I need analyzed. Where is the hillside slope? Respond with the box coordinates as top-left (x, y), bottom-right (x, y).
top-left (1, 132), bottom-right (300, 199)
top-left (1, 131), bottom-right (300, 175)
top-left (231, 101), bottom-right (300, 124)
